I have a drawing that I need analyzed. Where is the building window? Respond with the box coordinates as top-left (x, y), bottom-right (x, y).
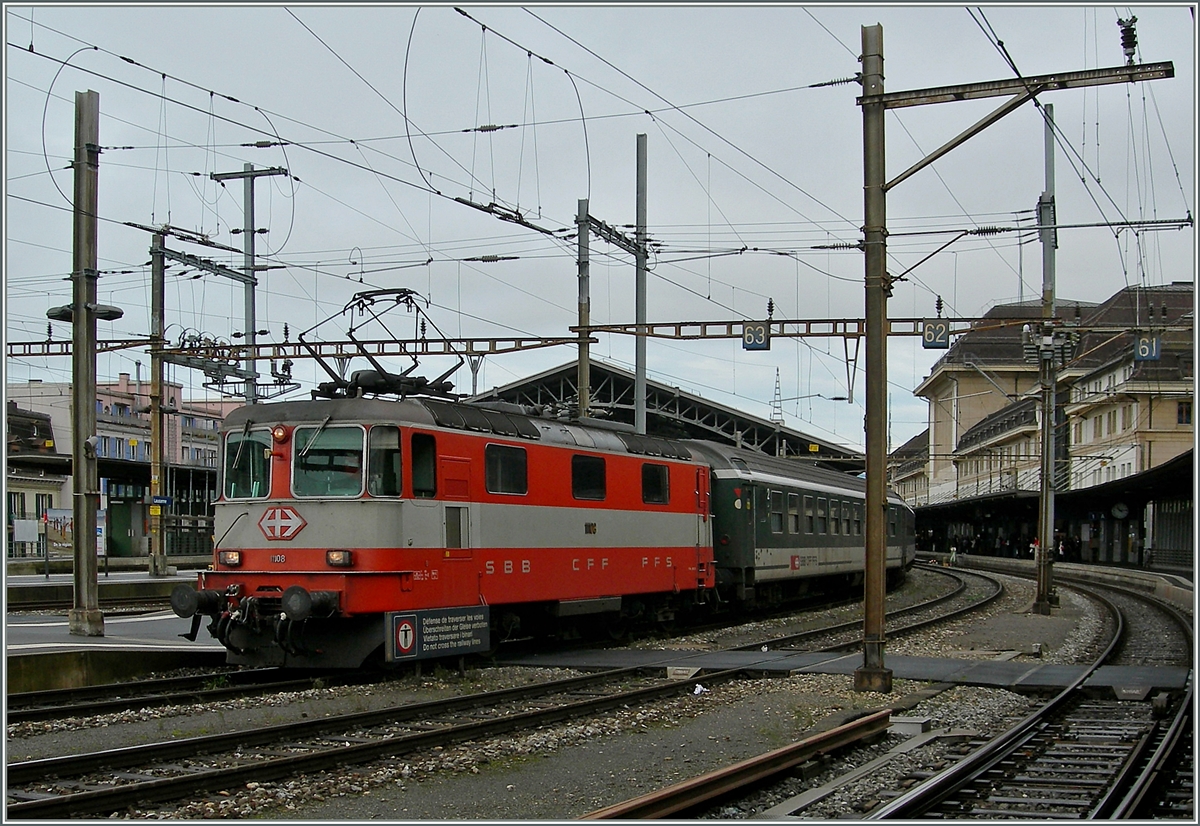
top-left (641, 463), bottom-right (669, 505)
top-left (1178, 401), bottom-right (1192, 425)
top-left (486, 444), bottom-right (528, 496)
top-left (571, 455), bottom-right (606, 501)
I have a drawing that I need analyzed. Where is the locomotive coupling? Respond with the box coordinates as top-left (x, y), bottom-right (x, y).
top-left (170, 585), bottom-right (224, 618)
top-left (282, 585), bottom-right (340, 621)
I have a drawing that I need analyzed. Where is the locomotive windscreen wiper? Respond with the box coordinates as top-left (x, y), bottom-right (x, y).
top-left (300, 415), bottom-right (332, 458)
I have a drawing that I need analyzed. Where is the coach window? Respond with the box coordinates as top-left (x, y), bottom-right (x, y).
top-left (787, 493), bottom-right (800, 533)
top-left (572, 455), bottom-right (606, 500)
top-left (293, 425), bottom-right (364, 497)
top-left (842, 504), bottom-right (851, 536)
top-left (853, 505), bottom-right (863, 536)
top-left (816, 497), bottom-right (827, 534)
top-left (888, 510), bottom-right (897, 537)
top-left (642, 463), bottom-right (669, 504)
top-left (486, 444), bottom-right (528, 495)
top-left (803, 495), bottom-right (814, 533)
top-left (829, 499), bottom-right (839, 535)
top-left (367, 426), bottom-right (402, 497)
top-left (411, 433), bottom-right (437, 498)
top-left (769, 490), bottom-right (784, 533)
top-left (223, 427), bottom-right (272, 499)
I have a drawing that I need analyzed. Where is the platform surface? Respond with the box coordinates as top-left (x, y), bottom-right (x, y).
top-left (498, 648), bottom-right (1191, 694)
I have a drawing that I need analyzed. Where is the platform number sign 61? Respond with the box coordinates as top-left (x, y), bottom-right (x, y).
top-left (742, 322), bottom-right (770, 351)
top-left (922, 319), bottom-right (950, 349)
top-left (1134, 333), bottom-right (1161, 361)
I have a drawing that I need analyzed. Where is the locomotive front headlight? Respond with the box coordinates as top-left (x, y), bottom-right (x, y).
top-left (326, 549), bottom-right (354, 567)
top-left (271, 424), bottom-right (289, 443)
top-left (219, 550), bottom-right (243, 567)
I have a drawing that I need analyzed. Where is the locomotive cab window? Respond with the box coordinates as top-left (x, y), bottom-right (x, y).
top-left (642, 463), bottom-right (669, 504)
top-left (223, 427), bottom-right (272, 499)
top-left (411, 433), bottom-right (437, 498)
top-left (486, 444), bottom-right (528, 495)
top-left (572, 455), bottom-right (606, 500)
top-left (367, 426), bottom-right (402, 497)
top-left (293, 425), bottom-right (364, 497)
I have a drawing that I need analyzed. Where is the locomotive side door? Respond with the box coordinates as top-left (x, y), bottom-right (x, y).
top-left (440, 456), bottom-right (472, 557)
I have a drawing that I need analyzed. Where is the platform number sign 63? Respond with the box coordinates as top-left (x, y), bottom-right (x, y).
top-left (742, 322), bottom-right (770, 351)
top-left (1134, 334), bottom-right (1161, 361)
top-left (922, 319), bottom-right (950, 349)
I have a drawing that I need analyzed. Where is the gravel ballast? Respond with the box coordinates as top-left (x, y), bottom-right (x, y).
top-left (9, 568), bottom-right (1105, 819)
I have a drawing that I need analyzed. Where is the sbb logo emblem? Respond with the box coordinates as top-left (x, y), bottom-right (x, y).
top-left (258, 506), bottom-right (307, 541)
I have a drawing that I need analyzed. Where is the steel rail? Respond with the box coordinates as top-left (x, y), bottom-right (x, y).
top-left (580, 709), bottom-right (893, 819)
top-left (867, 583), bottom-right (1127, 819)
top-left (5, 664), bottom-right (767, 818)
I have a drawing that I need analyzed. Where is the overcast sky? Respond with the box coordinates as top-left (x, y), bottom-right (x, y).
top-left (5, 3), bottom-right (1195, 451)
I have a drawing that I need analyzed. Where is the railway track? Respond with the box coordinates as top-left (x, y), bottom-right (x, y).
top-left (4, 565), bottom-right (996, 818)
top-left (867, 579), bottom-right (1192, 820)
top-left (6, 668), bottom-right (372, 725)
top-left (576, 574), bottom-right (1190, 821)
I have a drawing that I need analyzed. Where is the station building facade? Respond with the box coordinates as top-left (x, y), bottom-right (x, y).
top-left (894, 282), bottom-right (1194, 573)
top-left (5, 375), bottom-right (242, 559)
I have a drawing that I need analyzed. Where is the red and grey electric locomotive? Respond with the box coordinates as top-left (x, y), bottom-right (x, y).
top-left (172, 393), bottom-right (915, 669)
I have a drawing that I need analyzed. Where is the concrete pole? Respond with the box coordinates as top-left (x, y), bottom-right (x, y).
top-left (242, 163), bottom-right (257, 404)
top-left (855, 24), bottom-right (891, 693)
top-left (148, 234), bottom-right (168, 576)
top-left (577, 198), bottom-right (591, 418)
top-left (635, 134), bottom-right (648, 435)
top-left (69, 89), bottom-right (103, 637)
top-left (1035, 103), bottom-right (1058, 614)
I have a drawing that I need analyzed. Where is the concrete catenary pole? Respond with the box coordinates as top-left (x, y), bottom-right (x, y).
top-left (68, 89), bottom-right (104, 637)
top-left (577, 198), bottom-right (591, 418)
top-left (855, 24), bottom-right (891, 693)
top-left (635, 134), bottom-right (648, 435)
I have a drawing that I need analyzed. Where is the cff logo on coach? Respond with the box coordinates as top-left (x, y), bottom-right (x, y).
top-left (258, 506), bottom-right (307, 541)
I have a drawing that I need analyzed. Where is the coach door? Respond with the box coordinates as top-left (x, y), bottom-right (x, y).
top-left (440, 456), bottom-right (472, 558)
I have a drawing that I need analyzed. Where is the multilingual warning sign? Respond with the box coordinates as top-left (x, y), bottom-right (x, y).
top-left (387, 606), bottom-right (490, 661)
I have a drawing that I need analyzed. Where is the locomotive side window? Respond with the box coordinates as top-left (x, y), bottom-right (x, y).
top-left (787, 493), bottom-right (800, 533)
top-left (224, 428), bottom-right (272, 499)
top-left (293, 425), bottom-right (364, 497)
top-left (571, 455), bottom-right (606, 500)
top-left (367, 426), bottom-right (402, 497)
top-left (829, 499), bottom-right (840, 535)
top-left (485, 444), bottom-right (528, 495)
top-left (411, 433), bottom-right (437, 498)
top-left (768, 490), bottom-right (784, 533)
top-left (642, 463), bottom-right (669, 504)
top-left (816, 497), bottom-right (828, 534)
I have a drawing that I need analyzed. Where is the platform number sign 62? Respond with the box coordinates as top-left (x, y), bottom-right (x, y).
top-left (922, 319), bottom-right (950, 349)
top-left (1134, 334), bottom-right (1161, 361)
top-left (742, 322), bottom-right (770, 351)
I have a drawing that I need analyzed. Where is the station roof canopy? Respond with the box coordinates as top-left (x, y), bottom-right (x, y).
top-left (467, 359), bottom-right (864, 473)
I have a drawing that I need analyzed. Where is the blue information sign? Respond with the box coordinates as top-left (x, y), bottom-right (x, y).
top-left (742, 322), bottom-right (770, 351)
